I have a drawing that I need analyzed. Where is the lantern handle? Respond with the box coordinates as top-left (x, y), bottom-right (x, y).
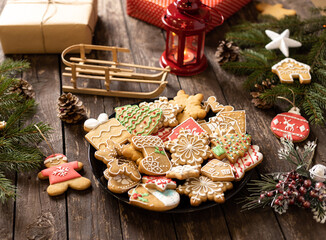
top-left (181, 4), bottom-right (224, 28)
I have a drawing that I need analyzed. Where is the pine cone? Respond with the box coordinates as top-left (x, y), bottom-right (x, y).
top-left (9, 79), bottom-right (35, 99)
top-left (57, 93), bottom-right (86, 124)
top-left (250, 79), bottom-right (275, 109)
top-left (215, 40), bottom-right (240, 65)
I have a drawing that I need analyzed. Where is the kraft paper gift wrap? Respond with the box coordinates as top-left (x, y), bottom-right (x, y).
top-left (0, 0), bottom-right (98, 54)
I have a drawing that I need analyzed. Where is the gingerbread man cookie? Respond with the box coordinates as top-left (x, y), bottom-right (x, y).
top-left (115, 105), bottom-right (163, 135)
top-left (85, 118), bottom-right (131, 150)
top-left (142, 176), bottom-right (176, 192)
top-left (140, 97), bottom-right (182, 127)
top-left (201, 159), bottom-right (235, 182)
top-left (128, 184), bottom-right (180, 211)
top-left (177, 176), bottom-right (233, 206)
top-left (165, 129), bottom-right (212, 166)
top-left (131, 136), bottom-right (172, 175)
top-left (38, 154), bottom-right (91, 196)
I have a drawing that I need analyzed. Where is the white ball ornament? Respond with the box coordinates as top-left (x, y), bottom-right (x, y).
top-left (309, 164), bottom-right (326, 182)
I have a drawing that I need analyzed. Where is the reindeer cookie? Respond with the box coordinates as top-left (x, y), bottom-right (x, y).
top-left (38, 154), bottom-right (91, 196)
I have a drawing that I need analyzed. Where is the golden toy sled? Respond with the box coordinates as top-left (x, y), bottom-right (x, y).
top-left (61, 44), bottom-right (170, 99)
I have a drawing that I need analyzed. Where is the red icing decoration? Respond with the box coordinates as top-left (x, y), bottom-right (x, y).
top-left (41, 161), bottom-right (81, 184)
top-left (271, 112), bottom-right (309, 142)
top-left (167, 117), bottom-right (206, 141)
top-left (152, 127), bottom-right (173, 142)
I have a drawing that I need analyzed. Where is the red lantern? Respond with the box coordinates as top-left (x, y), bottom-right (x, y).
top-left (160, 0), bottom-right (223, 76)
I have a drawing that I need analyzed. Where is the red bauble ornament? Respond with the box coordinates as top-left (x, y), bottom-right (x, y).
top-left (270, 107), bottom-right (310, 142)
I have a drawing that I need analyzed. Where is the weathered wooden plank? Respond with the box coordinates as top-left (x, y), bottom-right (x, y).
top-left (14, 55), bottom-right (67, 240)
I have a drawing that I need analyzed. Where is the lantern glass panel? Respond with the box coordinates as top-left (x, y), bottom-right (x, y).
top-left (200, 32), bottom-right (205, 60)
top-left (167, 31), bottom-right (179, 63)
top-left (183, 35), bottom-right (198, 65)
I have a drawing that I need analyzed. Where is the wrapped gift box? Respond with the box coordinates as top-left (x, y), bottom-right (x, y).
top-left (0, 0), bottom-right (98, 54)
top-left (127, 0), bottom-right (251, 32)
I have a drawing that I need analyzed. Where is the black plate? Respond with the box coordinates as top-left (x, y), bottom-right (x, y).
top-left (88, 101), bottom-right (253, 213)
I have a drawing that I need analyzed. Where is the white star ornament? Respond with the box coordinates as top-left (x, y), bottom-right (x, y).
top-left (265, 29), bottom-right (302, 57)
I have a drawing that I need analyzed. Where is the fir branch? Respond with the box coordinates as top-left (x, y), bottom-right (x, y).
top-left (0, 59), bottom-right (29, 76)
top-left (0, 171), bottom-right (16, 203)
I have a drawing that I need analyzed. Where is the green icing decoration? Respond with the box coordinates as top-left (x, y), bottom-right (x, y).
top-left (155, 146), bottom-right (166, 155)
top-left (213, 145), bottom-right (226, 156)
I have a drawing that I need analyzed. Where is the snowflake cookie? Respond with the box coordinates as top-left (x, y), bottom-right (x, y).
top-left (165, 129), bottom-right (212, 166)
top-left (177, 176), bottom-right (233, 206)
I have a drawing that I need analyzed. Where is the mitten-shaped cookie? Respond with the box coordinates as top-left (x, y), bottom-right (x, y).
top-left (38, 154), bottom-right (91, 196)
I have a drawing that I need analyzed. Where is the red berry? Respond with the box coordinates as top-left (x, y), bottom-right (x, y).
top-left (299, 186), bottom-right (307, 195)
top-left (303, 201), bottom-right (311, 208)
top-left (288, 184), bottom-right (294, 189)
top-left (298, 196), bottom-right (305, 203)
top-left (260, 194), bottom-right (265, 199)
top-left (309, 190), bottom-right (317, 198)
top-left (267, 191), bottom-right (274, 197)
top-left (289, 199), bottom-right (295, 205)
top-left (304, 179), bottom-right (312, 188)
top-left (278, 195), bottom-right (284, 200)
top-left (291, 180), bottom-right (296, 185)
top-left (276, 183), bottom-right (281, 189)
top-left (278, 190), bottom-right (284, 194)
top-left (315, 182), bottom-right (325, 189)
top-left (274, 199), bottom-right (280, 205)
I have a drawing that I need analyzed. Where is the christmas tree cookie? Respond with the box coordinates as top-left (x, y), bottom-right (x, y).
top-left (211, 133), bottom-right (251, 163)
top-left (115, 105), bottom-right (163, 135)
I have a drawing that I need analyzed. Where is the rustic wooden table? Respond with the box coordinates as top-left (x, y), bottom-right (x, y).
top-left (1, 0), bottom-right (326, 239)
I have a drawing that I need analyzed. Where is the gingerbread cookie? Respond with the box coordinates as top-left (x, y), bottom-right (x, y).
top-left (94, 140), bottom-right (123, 164)
top-left (177, 176), bottom-right (233, 206)
top-left (165, 129), bottom-right (212, 166)
top-left (84, 113), bottom-right (109, 132)
top-left (272, 58), bottom-right (311, 84)
top-left (203, 96), bottom-right (234, 113)
top-left (115, 105), bottom-right (163, 135)
top-left (169, 90), bottom-right (188, 110)
top-left (211, 133), bottom-right (251, 163)
top-left (140, 97), bottom-right (182, 127)
top-left (142, 176), bottom-right (176, 192)
top-left (104, 169), bottom-right (139, 194)
top-left (121, 144), bottom-right (144, 163)
top-left (106, 157), bottom-right (141, 182)
top-left (131, 136), bottom-right (172, 175)
top-left (85, 118), bottom-right (131, 150)
top-left (128, 184), bottom-right (180, 211)
top-left (167, 117), bottom-right (206, 141)
top-left (201, 111), bottom-right (246, 138)
top-left (38, 154), bottom-right (91, 196)
top-left (270, 108), bottom-right (309, 142)
top-left (256, 3), bottom-right (296, 20)
top-left (201, 159), bottom-right (235, 182)
top-left (166, 165), bottom-right (201, 180)
top-left (152, 127), bottom-right (173, 142)
top-left (230, 145), bottom-right (263, 180)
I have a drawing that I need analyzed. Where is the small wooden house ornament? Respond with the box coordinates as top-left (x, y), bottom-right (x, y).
top-left (272, 58), bottom-right (311, 84)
